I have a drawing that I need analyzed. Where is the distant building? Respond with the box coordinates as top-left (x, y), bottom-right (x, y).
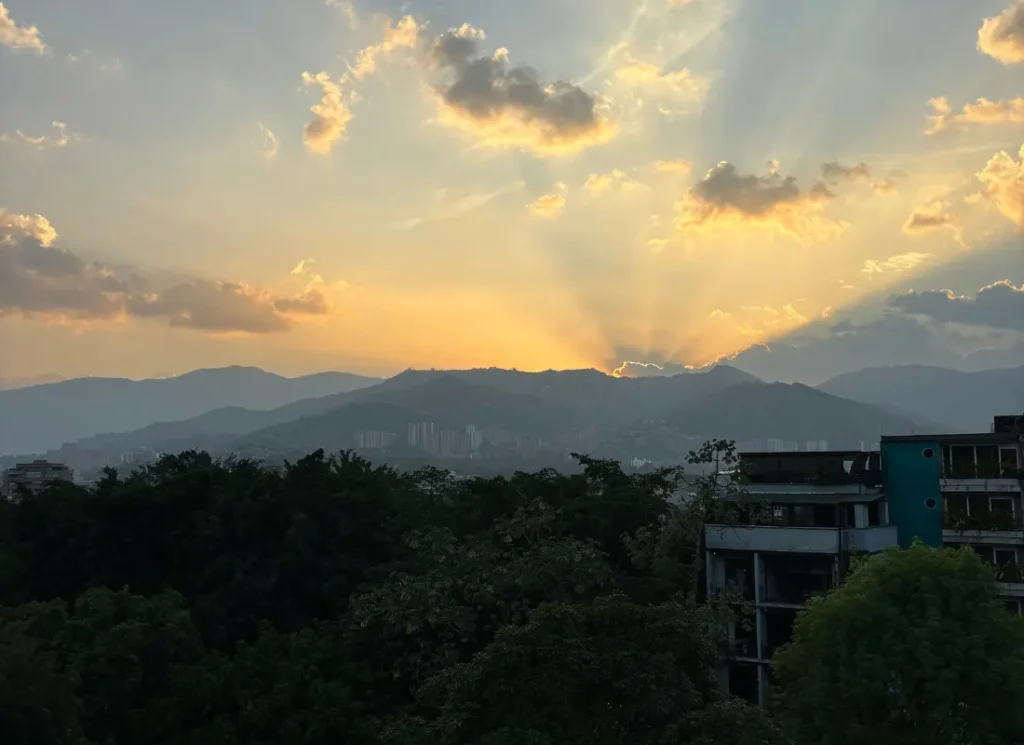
top-left (2, 459), bottom-right (73, 500)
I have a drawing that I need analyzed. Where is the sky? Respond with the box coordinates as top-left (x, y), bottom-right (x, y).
top-left (0, 0), bottom-right (1021, 384)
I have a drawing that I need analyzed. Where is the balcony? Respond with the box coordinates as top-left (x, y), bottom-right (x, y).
top-left (942, 511), bottom-right (1024, 544)
top-left (706, 524), bottom-right (897, 555)
top-left (842, 526), bottom-right (899, 553)
top-left (706, 525), bottom-right (841, 554)
top-left (738, 452), bottom-right (882, 488)
top-left (995, 564), bottom-right (1024, 598)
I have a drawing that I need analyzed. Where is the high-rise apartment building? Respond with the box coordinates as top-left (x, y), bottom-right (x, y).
top-left (705, 450), bottom-right (895, 704)
top-left (2, 459), bottom-right (73, 500)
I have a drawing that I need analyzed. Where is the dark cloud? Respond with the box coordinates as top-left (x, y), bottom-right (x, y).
top-left (674, 161), bottom-right (841, 240)
top-left (0, 220), bottom-right (330, 333)
top-left (820, 161), bottom-right (871, 184)
top-left (888, 281), bottom-right (1024, 331)
top-left (429, 25), bottom-right (615, 154)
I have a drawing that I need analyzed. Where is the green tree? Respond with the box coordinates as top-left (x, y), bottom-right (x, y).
top-left (3, 587), bottom-right (206, 745)
top-left (386, 593), bottom-right (784, 745)
top-left (0, 622), bottom-right (84, 745)
top-left (772, 542), bottom-right (1024, 745)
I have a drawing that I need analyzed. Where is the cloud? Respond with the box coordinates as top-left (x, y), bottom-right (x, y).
top-left (257, 122), bottom-right (279, 161)
top-left (0, 209), bottom-right (332, 333)
top-left (871, 177), bottom-right (897, 195)
top-left (612, 56), bottom-right (704, 114)
top-left (975, 143), bottom-right (1024, 227)
top-left (350, 15), bottom-right (420, 78)
top-left (674, 161), bottom-right (844, 241)
top-left (0, 121), bottom-right (74, 151)
top-left (291, 258), bottom-right (315, 275)
top-left (889, 281), bottom-right (1024, 331)
top-left (66, 50), bottom-right (121, 74)
top-left (0, 209), bottom-right (58, 246)
top-left (862, 252), bottom-right (930, 274)
top-left (528, 193), bottom-right (566, 218)
top-left (326, 0), bottom-right (358, 29)
top-left (902, 201), bottom-right (961, 241)
top-left (926, 96), bottom-right (1024, 134)
top-left (583, 169), bottom-right (642, 194)
top-left (655, 159), bottom-right (692, 174)
top-left (0, 2), bottom-right (45, 53)
top-left (429, 24), bottom-right (616, 156)
top-left (301, 71), bottom-right (353, 154)
top-left (978, 0), bottom-right (1024, 64)
top-left (820, 161), bottom-right (871, 184)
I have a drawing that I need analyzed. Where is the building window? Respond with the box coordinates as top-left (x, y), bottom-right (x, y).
top-left (922, 447), bottom-right (935, 459)
top-left (991, 497), bottom-right (1015, 515)
top-left (924, 497), bottom-right (937, 510)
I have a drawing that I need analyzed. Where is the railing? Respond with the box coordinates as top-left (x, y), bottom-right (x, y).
top-left (943, 511), bottom-right (1021, 532)
top-left (944, 464), bottom-right (1023, 480)
top-left (740, 469), bottom-right (883, 487)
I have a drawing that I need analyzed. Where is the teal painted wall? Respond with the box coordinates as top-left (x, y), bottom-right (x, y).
top-left (882, 440), bottom-right (943, 548)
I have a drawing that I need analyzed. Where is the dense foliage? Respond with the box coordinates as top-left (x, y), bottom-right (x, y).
top-left (1, 444), bottom-right (1022, 744)
top-left (772, 542), bottom-right (1024, 745)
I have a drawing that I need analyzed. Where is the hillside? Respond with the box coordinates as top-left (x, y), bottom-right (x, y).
top-left (818, 365), bottom-right (1024, 432)
top-left (0, 367), bottom-right (381, 455)
top-left (663, 382), bottom-right (946, 446)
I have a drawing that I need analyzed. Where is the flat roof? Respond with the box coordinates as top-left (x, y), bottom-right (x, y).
top-left (741, 450), bottom-right (878, 458)
top-left (881, 432), bottom-right (1016, 445)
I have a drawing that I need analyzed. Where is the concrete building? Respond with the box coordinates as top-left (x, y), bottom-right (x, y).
top-left (705, 450), bottom-right (898, 704)
top-left (2, 459), bottom-right (73, 500)
top-left (706, 415), bottom-right (1024, 706)
top-left (882, 414), bottom-right (1023, 613)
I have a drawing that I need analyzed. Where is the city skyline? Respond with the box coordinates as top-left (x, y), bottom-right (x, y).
top-left (1, 0), bottom-right (1022, 382)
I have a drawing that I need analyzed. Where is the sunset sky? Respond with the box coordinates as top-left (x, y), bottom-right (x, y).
top-left (1, 0), bottom-right (1021, 384)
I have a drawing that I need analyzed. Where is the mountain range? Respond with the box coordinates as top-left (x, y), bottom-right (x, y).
top-left (4, 362), bottom-right (1016, 473)
top-left (0, 367), bottom-right (381, 455)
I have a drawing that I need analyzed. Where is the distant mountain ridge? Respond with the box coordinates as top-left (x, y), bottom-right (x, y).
top-left (818, 364), bottom-right (1024, 432)
top-left (0, 366), bottom-right (382, 455)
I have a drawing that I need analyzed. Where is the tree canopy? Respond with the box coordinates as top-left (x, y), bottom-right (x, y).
top-left (1, 445), bottom-right (1022, 744)
top-left (772, 541), bottom-right (1024, 745)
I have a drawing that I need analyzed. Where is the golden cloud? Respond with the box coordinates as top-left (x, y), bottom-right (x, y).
top-left (0, 121), bottom-right (74, 150)
top-left (0, 209), bottom-right (58, 246)
top-left (613, 57), bottom-right (703, 112)
top-left (1, 208), bottom-right (335, 332)
top-left (301, 71), bottom-right (353, 155)
top-left (901, 201), bottom-right (961, 242)
top-left (655, 159), bottom-right (693, 174)
top-left (429, 24), bottom-right (616, 156)
top-left (871, 178), bottom-right (897, 196)
top-left (978, 0), bottom-right (1024, 64)
top-left (975, 143), bottom-right (1024, 227)
top-left (0, 2), bottom-right (45, 52)
top-left (862, 252), bottom-right (930, 274)
top-left (528, 193), bottom-right (567, 218)
top-left (926, 96), bottom-right (1024, 134)
top-left (583, 169), bottom-right (642, 194)
top-left (350, 15), bottom-right (420, 78)
top-left (674, 161), bottom-right (845, 242)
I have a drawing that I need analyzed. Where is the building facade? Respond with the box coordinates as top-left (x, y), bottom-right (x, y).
top-left (704, 450), bottom-right (898, 704)
top-left (882, 414), bottom-right (1024, 613)
top-left (2, 459), bottom-right (73, 500)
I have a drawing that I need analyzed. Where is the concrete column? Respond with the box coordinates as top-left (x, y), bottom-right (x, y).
top-left (853, 503), bottom-right (869, 528)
